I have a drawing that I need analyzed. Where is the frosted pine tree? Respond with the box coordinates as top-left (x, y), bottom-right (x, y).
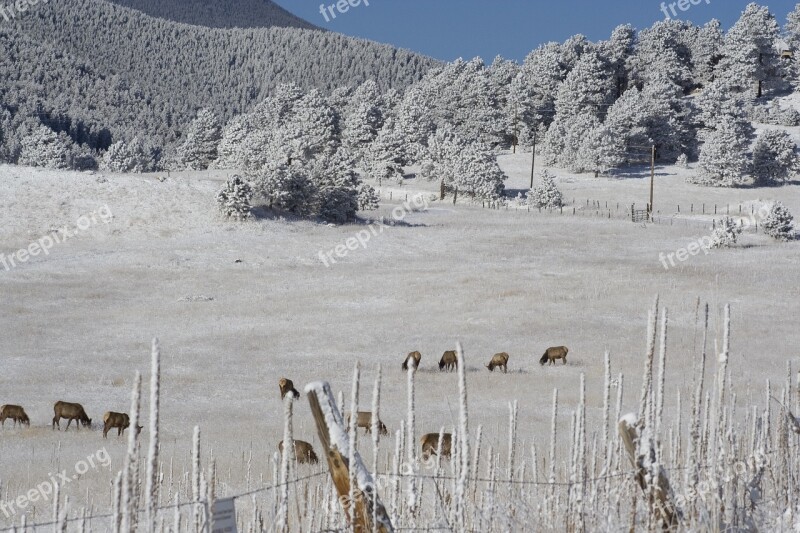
top-left (709, 217), bottom-right (742, 248)
top-left (365, 117), bottom-right (405, 183)
top-left (176, 108), bottom-right (222, 170)
top-left (787, 5), bottom-right (800, 53)
top-left (717, 3), bottom-right (781, 97)
top-left (102, 137), bottom-right (158, 173)
top-left (254, 163), bottom-right (316, 216)
top-left (695, 118), bottom-right (750, 187)
top-left (762, 202), bottom-right (796, 241)
top-left (629, 20), bottom-right (693, 90)
top-left (750, 130), bottom-right (798, 186)
top-left (342, 101), bottom-right (383, 166)
top-left (597, 24), bottom-right (635, 98)
top-left (542, 50), bottom-right (615, 169)
top-left (396, 86), bottom-right (435, 164)
top-left (577, 123), bottom-right (624, 176)
top-left (216, 175), bottom-right (253, 219)
top-left (18, 126), bottom-right (73, 169)
top-left (511, 42), bottom-right (566, 145)
top-left (357, 183), bottom-right (380, 211)
top-left (690, 20), bottom-right (723, 86)
top-left (528, 170), bottom-right (563, 208)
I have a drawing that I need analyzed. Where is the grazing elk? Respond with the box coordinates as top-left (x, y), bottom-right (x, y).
top-left (345, 411), bottom-right (389, 436)
top-left (402, 351), bottom-right (422, 371)
top-left (540, 346), bottom-right (569, 365)
top-left (103, 412), bottom-right (143, 438)
top-left (278, 440), bottom-right (319, 464)
top-left (486, 352), bottom-right (510, 373)
top-left (420, 433), bottom-right (452, 460)
top-left (52, 401), bottom-right (92, 430)
top-left (439, 350), bottom-right (458, 372)
top-left (0, 405), bottom-right (30, 427)
top-left (279, 378), bottom-right (300, 400)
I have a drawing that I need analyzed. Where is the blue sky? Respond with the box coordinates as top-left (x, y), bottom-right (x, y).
top-left (274, 0), bottom-right (798, 62)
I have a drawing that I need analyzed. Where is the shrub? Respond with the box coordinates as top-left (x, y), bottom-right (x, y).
top-left (216, 175), bottom-right (253, 219)
top-left (762, 202), bottom-right (795, 241)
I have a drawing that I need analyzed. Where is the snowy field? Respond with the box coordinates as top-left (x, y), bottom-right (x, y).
top-left (1, 157), bottom-right (799, 527)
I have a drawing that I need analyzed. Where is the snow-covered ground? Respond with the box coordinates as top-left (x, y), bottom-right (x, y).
top-left (0, 159), bottom-right (799, 525)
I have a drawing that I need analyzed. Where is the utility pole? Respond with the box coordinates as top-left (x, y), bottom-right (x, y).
top-left (649, 144), bottom-right (655, 215)
top-left (530, 125), bottom-right (537, 190)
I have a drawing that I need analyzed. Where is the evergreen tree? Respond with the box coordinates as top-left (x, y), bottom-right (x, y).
top-left (630, 20), bottom-right (693, 90)
top-left (527, 170), bottom-right (563, 208)
top-left (18, 125), bottom-right (73, 169)
top-left (695, 118), bottom-right (750, 187)
top-left (176, 108), bottom-right (222, 170)
top-left (102, 137), bottom-right (158, 173)
top-left (396, 86), bottom-right (435, 164)
top-left (751, 129), bottom-right (798, 186)
top-left (357, 183), bottom-right (380, 211)
top-left (762, 202), bottom-right (796, 241)
top-left (254, 163), bottom-right (316, 216)
top-left (717, 3), bottom-right (781, 98)
top-left (216, 175), bottom-right (253, 219)
top-left (365, 117), bottom-right (405, 183)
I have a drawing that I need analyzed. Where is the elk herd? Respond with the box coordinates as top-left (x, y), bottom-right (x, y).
top-left (276, 346), bottom-right (569, 464)
top-left (3, 347), bottom-right (569, 466)
top-left (0, 402), bottom-right (143, 438)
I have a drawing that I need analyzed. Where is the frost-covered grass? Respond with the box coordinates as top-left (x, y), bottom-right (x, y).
top-left (0, 161), bottom-right (799, 529)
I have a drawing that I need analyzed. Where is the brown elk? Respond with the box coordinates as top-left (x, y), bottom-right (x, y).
top-left (103, 412), bottom-right (143, 438)
top-left (540, 346), bottom-right (569, 365)
top-left (52, 401), bottom-right (92, 430)
top-left (345, 411), bottom-right (389, 436)
top-left (278, 440), bottom-right (319, 464)
top-left (439, 350), bottom-right (458, 371)
top-left (402, 351), bottom-right (422, 371)
top-left (279, 378), bottom-right (300, 400)
top-left (420, 433), bottom-right (452, 460)
top-left (0, 405), bottom-right (30, 427)
top-left (486, 352), bottom-right (510, 373)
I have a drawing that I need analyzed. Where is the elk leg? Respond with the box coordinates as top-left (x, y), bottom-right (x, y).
top-left (66, 419), bottom-right (73, 431)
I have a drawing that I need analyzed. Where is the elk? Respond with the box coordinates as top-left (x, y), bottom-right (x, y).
top-left (0, 405), bottom-right (30, 427)
top-left (278, 440), bottom-right (319, 464)
top-left (540, 346), bottom-right (569, 365)
top-left (486, 352), bottom-right (510, 373)
top-left (103, 411), bottom-right (143, 438)
top-left (402, 351), bottom-right (422, 371)
top-left (439, 350), bottom-right (458, 371)
top-left (345, 411), bottom-right (389, 436)
top-left (420, 433), bottom-right (452, 460)
top-left (279, 378), bottom-right (300, 400)
top-left (52, 401), bottom-right (92, 430)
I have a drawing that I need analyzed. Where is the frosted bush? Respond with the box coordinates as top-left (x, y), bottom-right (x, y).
top-left (216, 175), bottom-right (253, 219)
top-left (527, 170), bottom-right (563, 208)
top-left (709, 217), bottom-right (742, 248)
top-left (762, 202), bottom-right (796, 241)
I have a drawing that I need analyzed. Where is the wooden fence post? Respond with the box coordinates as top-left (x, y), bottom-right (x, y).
top-left (619, 416), bottom-right (678, 529)
top-left (306, 382), bottom-right (394, 533)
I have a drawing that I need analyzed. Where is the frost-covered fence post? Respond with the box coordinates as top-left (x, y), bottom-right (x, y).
top-left (454, 343), bottom-right (469, 531)
top-left (349, 362), bottom-right (361, 532)
top-left (277, 394), bottom-right (294, 533)
top-left (405, 362), bottom-right (418, 517)
top-left (306, 381), bottom-right (394, 533)
top-left (121, 372), bottom-right (142, 533)
top-left (146, 339), bottom-right (161, 532)
top-left (371, 365), bottom-right (383, 533)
